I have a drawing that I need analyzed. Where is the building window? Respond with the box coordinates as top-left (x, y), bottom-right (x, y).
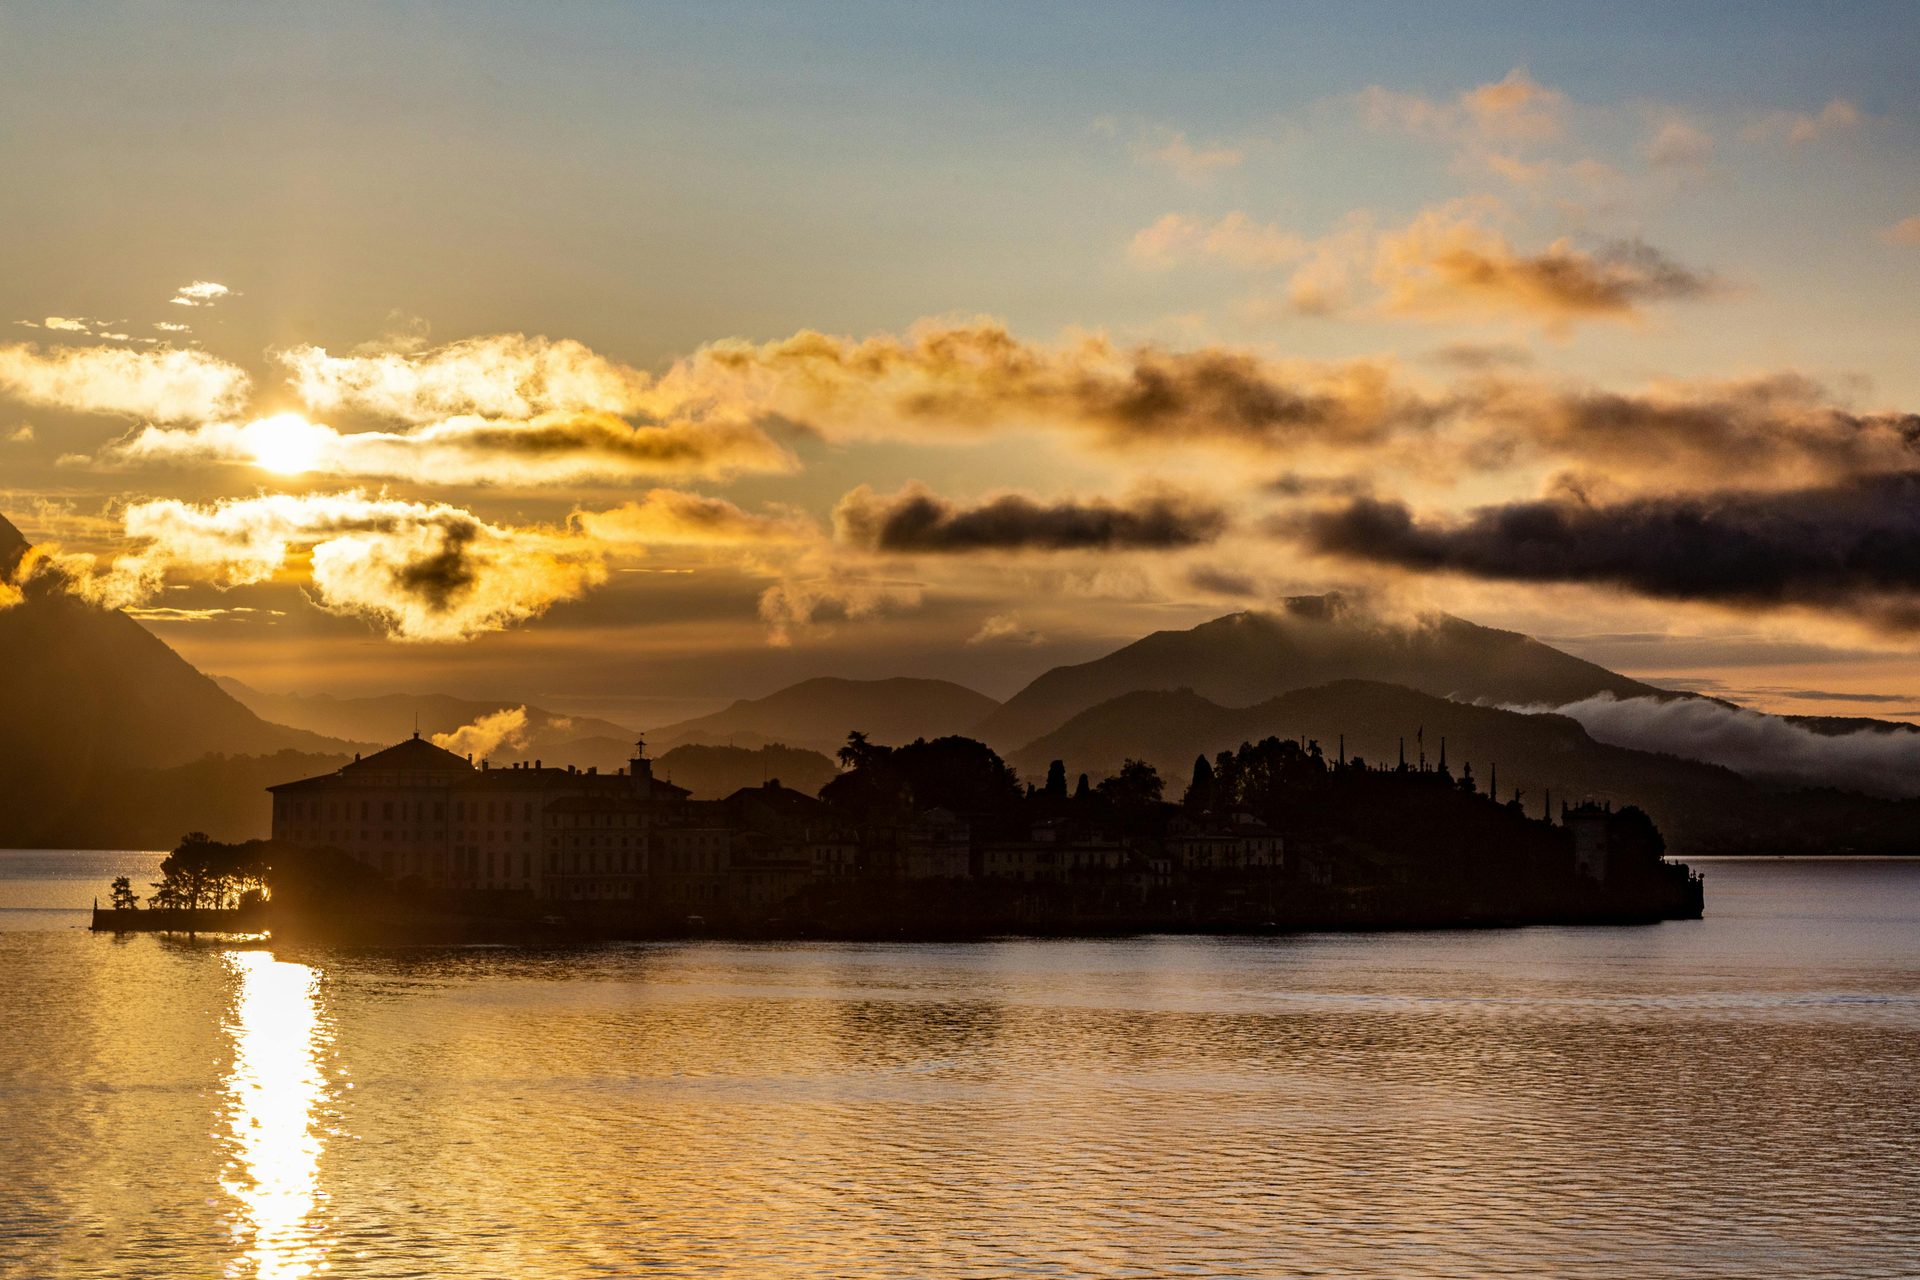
top-left (382, 801), bottom-right (394, 820)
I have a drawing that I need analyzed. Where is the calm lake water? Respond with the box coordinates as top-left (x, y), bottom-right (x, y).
top-left (1, 853), bottom-right (1916, 1279)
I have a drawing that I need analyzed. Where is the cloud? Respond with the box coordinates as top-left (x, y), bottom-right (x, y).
top-left (1128, 212), bottom-right (1306, 270)
top-left (1516, 693), bottom-right (1920, 797)
top-left (1468, 372), bottom-right (1920, 493)
top-left (281, 334), bottom-right (651, 422)
top-left (44, 317), bottom-right (91, 332)
top-left (1880, 216), bottom-right (1920, 246)
top-left (0, 343), bottom-right (251, 421)
top-left (1133, 201), bottom-right (1711, 330)
top-left (1744, 98), bottom-right (1861, 145)
top-left (6, 424), bottom-right (32, 443)
top-left (30, 491), bottom-right (607, 642)
top-left (1186, 564), bottom-right (1259, 596)
top-left (1361, 68), bottom-right (1567, 146)
top-left (656, 319), bottom-right (1428, 457)
top-left (573, 489), bottom-right (818, 546)
top-left (966, 613), bottom-right (1043, 646)
top-left (154, 322), bottom-right (191, 333)
top-left (833, 482), bottom-right (1229, 553)
top-left (99, 408), bottom-right (796, 484)
top-left (1130, 128), bottom-right (1245, 181)
top-left (1642, 119), bottom-right (1715, 169)
top-left (756, 571), bottom-right (921, 646)
top-left (1429, 342), bottom-right (1534, 370)
top-left (1297, 472), bottom-right (1920, 630)
top-left (1372, 205), bottom-right (1715, 328)
top-left (169, 281), bottom-right (232, 307)
top-left (431, 707), bottom-right (531, 760)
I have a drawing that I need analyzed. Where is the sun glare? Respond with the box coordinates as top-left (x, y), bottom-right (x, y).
top-left (241, 413), bottom-right (327, 475)
top-left (222, 949), bottom-right (333, 1278)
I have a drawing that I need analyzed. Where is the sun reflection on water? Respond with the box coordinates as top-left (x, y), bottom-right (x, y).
top-left (221, 950), bottom-right (331, 1278)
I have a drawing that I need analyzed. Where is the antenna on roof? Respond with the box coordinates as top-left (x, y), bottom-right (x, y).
top-left (413, 710), bottom-right (419, 740)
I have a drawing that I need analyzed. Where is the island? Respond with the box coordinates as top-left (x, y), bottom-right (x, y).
top-left (93, 730), bottom-right (1704, 942)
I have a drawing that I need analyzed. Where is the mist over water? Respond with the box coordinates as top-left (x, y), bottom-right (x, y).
top-left (1520, 694), bottom-right (1920, 796)
top-left (2, 856), bottom-right (1917, 1278)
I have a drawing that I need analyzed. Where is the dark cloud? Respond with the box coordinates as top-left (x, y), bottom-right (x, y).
top-left (836, 483), bottom-right (1228, 554)
top-left (1298, 472), bottom-right (1920, 628)
top-left (1428, 342), bottom-right (1535, 370)
top-left (391, 519), bottom-right (481, 612)
top-left (1186, 565), bottom-right (1259, 596)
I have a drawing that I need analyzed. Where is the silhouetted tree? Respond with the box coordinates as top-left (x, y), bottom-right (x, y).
top-left (1044, 760), bottom-right (1067, 799)
top-left (1097, 759), bottom-right (1164, 810)
top-left (1184, 755), bottom-right (1216, 810)
top-left (837, 730), bottom-right (890, 772)
top-left (1073, 773), bottom-right (1091, 800)
top-left (821, 735), bottom-right (1021, 817)
top-left (108, 876), bottom-right (139, 910)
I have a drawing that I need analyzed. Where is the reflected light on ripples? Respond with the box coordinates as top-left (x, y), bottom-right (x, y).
top-left (221, 950), bottom-right (331, 1278)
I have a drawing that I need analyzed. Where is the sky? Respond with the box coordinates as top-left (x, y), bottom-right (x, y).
top-left (4, 1), bottom-right (1920, 725)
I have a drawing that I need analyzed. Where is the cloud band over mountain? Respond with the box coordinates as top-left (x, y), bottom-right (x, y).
top-left (1301, 473), bottom-right (1920, 627)
top-left (834, 483), bottom-right (1229, 552)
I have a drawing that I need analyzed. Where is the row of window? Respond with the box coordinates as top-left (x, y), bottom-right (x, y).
top-left (281, 797), bottom-right (540, 823)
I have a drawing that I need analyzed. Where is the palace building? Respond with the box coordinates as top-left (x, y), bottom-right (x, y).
top-left (267, 734), bottom-right (720, 901)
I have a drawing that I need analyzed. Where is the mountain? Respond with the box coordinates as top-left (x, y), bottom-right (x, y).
top-left (0, 513), bottom-right (362, 845)
top-left (213, 679), bottom-right (636, 748)
top-left (650, 743), bottom-right (839, 801)
top-left (1008, 679), bottom-right (1920, 856)
top-left (975, 596), bottom-right (1669, 751)
top-left (647, 677), bottom-right (1002, 756)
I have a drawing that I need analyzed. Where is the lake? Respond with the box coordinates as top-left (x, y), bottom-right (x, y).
top-left (1, 852), bottom-right (1916, 1278)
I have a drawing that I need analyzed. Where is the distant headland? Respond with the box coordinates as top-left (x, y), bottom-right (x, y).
top-left (93, 727), bottom-right (1703, 942)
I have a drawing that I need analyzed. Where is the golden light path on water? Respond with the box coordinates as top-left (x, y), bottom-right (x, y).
top-left (220, 950), bottom-right (331, 1279)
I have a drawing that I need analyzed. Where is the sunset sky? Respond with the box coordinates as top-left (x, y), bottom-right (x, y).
top-left (5, 2), bottom-right (1920, 725)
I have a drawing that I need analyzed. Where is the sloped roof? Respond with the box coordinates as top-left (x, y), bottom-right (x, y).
top-left (346, 734), bottom-right (476, 774)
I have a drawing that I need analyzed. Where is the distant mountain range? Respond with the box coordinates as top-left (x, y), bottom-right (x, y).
top-left (974, 596), bottom-right (1666, 751)
top-left (213, 680), bottom-right (635, 751)
top-left (6, 503), bottom-right (1919, 855)
top-left (647, 676), bottom-right (1002, 756)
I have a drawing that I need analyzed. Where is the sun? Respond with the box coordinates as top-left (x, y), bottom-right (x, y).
top-left (240, 413), bottom-right (326, 475)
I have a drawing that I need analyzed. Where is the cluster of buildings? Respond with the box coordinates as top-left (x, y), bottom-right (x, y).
top-left (267, 736), bottom-right (1289, 912)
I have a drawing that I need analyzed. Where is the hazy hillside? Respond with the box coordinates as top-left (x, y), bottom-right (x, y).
top-left (492, 735), bottom-right (641, 774)
top-left (35, 750), bottom-right (354, 849)
top-left (652, 743), bottom-right (839, 800)
top-left (215, 679), bottom-right (633, 750)
top-left (1009, 679), bottom-right (1920, 857)
top-left (648, 677), bottom-right (1001, 755)
top-left (0, 514), bottom-right (362, 845)
top-left (976, 596), bottom-right (1669, 751)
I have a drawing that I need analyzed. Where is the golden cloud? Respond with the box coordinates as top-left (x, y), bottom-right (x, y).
top-left (98, 408), bottom-right (795, 484)
top-left (280, 334), bottom-right (651, 422)
top-left (1373, 206), bottom-right (1715, 328)
top-left (29, 492), bottom-right (603, 642)
top-left (0, 343), bottom-right (251, 421)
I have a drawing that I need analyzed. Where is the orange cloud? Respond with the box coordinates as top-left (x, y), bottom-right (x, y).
top-left (0, 343), bottom-right (250, 421)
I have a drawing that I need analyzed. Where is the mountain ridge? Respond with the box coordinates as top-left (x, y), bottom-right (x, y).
top-left (647, 676), bottom-right (1001, 756)
top-left (977, 597), bottom-right (1671, 752)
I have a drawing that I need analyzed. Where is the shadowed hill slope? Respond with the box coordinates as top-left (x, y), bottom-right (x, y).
top-left (648, 677), bottom-right (1001, 755)
top-left (0, 514), bottom-right (360, 844)
top-left (1009, 679), bottom-right (1920, 856)
top-left (975, 597), bottom-right (1667, 752)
